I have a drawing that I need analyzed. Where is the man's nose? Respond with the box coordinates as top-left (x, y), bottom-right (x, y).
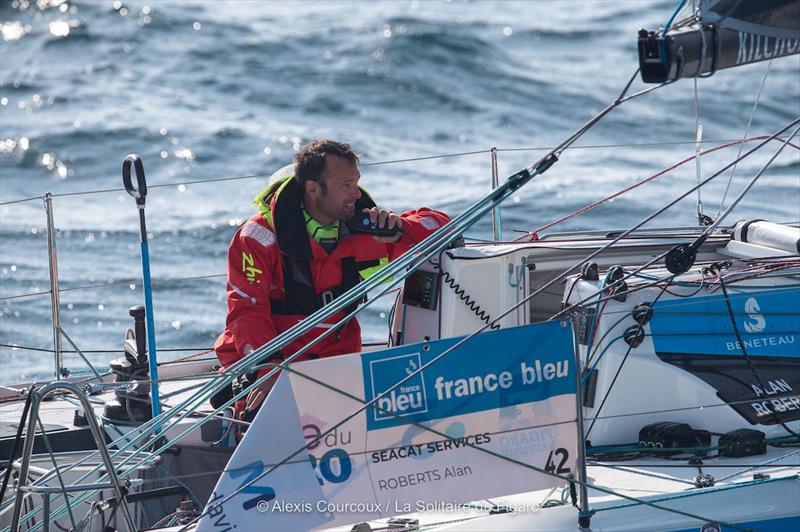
top-left (353, 187), bottom-right (361, 200)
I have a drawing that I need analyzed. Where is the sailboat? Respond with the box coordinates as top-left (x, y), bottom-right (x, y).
top-left (1, 1), bottom-right (798, 530)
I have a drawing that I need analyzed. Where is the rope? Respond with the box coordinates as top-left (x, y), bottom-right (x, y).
top-left (593, 474), bottom-right (795, 517)
top-left (717, 448), bottom-right (800, 483)
top-left (584, 276), bottom-right (676, 439)
top-left (178, 363), bottom-right (753, 532)
top-left (587, 462), bottom-right (697, 486)
top-left (520, 135), bottom-right (800, 240)
top-left (34, 413), bottom-right (78, 530)
top-left (715, 60), bottom-right (773, 220)
top-left (663, 0), bottom-right (688, 34)
top-left (552, 270), bottom-right (799, 332)
top-left (26, 75), bottom-right (795, 532)
top-left (719, 277), bottom-right (800, 440)
top-left (688, 121), bottom-right (800, 250)
top-left (0, 387), bottom-right (34, 505)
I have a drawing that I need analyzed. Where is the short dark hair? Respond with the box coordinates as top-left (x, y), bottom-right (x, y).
top-left (294, 140), bottom-right (359, 186)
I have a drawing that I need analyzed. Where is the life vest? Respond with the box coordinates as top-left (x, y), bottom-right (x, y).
top-left (253, 175), bottom-right (385, 318)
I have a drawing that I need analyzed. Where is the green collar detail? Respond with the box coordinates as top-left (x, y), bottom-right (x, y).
top-left (303, 211), bottom-right (339, 245)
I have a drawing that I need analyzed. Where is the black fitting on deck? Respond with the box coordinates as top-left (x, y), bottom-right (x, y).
top-left (129, 305), bottom-right (147, 364)
top-left (580, 261), bottom-right (599, 281)
top-left (605, 265), bottom-right (628, 302)
top-left (623, 325), bottom-right (645, 348)
top-left (632, 302), bottom-right (653, 325)
top-left (665, 243), bottom-right (697, 275)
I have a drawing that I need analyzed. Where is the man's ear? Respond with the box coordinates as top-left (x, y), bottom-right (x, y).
top-left (305, 180), bottom-right (320, 197)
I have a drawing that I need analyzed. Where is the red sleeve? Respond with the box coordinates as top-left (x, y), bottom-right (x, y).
top-left (217, 218), bottom-right (282, 367)
top-left (389, 208), bottom-right (451, 259)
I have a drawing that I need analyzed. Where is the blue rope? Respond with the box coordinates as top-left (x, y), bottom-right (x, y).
top-left (582, 333), bottom-right (625, 384)
top-left (663, 0), bottom-right (688, 35)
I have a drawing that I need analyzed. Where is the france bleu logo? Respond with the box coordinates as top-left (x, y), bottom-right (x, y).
top-left (368, 353), bottom-right (429, 427)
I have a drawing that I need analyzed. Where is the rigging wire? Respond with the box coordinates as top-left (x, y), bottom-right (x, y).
top-left (593, 474), bottom-right (794, 516)
top-left (160, 117), bottom-right (797, 466)
top-left (688, 121), bottom-right (800, 251)
top-left (1, 135), bottom-right (797, 208)
top-left (25, 79), bottom-right (797, 531)
top-left (692, 77), bottom-right (705, 224)
top-left (361, 148), bottom-right (490, 166)
top-left (0, 344), bottom-right (212, 354)
top-left (714, 60), bottom-right (774, 220)
top-left (0, 272), bottom-right (226, 302)
top-left (518, 135), bottom-right (800, 240)
top-left (493, 137), bottom-right (795, 153)
top-left (541, 117), bottom-right (800, 315)
top-left (584, 276), bottom-right (676, 440)
top-left (179, 216), bottom-right (794, 529)
top-left (149, 69), bottom-right (698, 529)
top-left (716, 448), bottom-right (800, 483)
top-left (20, 347), bottom-right (796, 528)
top-left (177, 362), bottom-right (756, 532)
top-left (552, 268), bottom-right (799, 323)
top-left (34, 414), bottom-right (78, 530)
top-left (718, 276), bottom-right (800, 440)
top-left (59, 410), bottom-right (796, 491)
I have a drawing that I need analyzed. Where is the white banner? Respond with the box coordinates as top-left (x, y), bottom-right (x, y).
top-left (198, 321), bottom-right (578, 531)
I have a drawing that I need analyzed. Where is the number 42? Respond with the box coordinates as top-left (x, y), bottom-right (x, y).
top-left (545, 448), bottom-right (571, 475)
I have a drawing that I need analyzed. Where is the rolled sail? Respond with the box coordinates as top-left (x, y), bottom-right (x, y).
top-left (638, 0), bottom-right (800, 83)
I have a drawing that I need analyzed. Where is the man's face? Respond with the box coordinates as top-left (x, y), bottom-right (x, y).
top-left (314, 155), bottom-right (362, 222)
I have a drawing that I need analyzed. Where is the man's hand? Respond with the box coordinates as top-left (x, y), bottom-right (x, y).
top-left (236, 346), bottom-right (281, 415)
top-left (244, 377), bottom-right (276, 413)
top-left (363, 207), bottom-right (403, 243)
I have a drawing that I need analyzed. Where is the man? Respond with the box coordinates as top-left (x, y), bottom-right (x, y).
top-left (214, 140), bottom-right (449, 414)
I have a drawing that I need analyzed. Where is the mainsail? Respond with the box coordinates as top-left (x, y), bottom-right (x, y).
top-left (638, 0), bottom-right (800, 83)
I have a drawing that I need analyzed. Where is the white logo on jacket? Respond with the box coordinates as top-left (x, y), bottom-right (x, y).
top-left (241, 221), bottom-right (276, 248)
top-left (418, 216), bottom-right (439, 230)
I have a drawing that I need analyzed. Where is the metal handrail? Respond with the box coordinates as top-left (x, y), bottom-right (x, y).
top-left (10, 381), bottom-right (136, 532)
top-left (19, 480), bottom-right (143, 532)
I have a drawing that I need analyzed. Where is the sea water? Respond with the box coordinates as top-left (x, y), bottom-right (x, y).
top-left (1, 0), bottom-right (798, 383)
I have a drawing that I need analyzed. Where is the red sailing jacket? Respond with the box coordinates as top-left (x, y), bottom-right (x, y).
top-left (214, 176), bottom-right (449, 369)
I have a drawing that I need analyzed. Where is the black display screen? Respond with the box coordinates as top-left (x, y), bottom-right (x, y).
top-left (402, 270), bottom-right (439, 311)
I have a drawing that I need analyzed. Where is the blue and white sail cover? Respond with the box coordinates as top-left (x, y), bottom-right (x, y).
top-left (197, 321), bottom-right (578, 531)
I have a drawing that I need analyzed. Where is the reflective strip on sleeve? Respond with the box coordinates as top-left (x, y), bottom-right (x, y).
top-left (240, 221), bottom-right (276, 248)
top-left (229, 281), bottom-right (257, 304)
